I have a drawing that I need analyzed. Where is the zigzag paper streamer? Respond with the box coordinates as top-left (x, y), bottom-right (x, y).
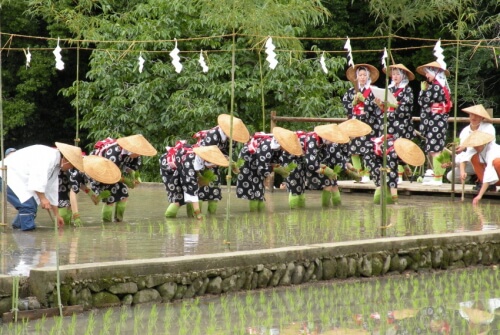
top-left (344, 37), bottom-right (354, 68)
top-left (320, 52), bottom-right (328, 74)
top-left (53, 38), bottom-right (64, 70)
top-left (138, 53), bottom-right (145, 73)
top-left (433, 39), bottom-right (446, 70)
top-left (381, 47), bottom-right (388, 70)
top-left (199, 50), bottom-right (208, 73)
top-left (169, 38), bottom-right (183, 73)
top-left (24, 47), bottom-right (31, 69)
top-left (265, 37), bottom-right (278, 70)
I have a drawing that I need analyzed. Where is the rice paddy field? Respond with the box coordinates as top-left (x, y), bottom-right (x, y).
top-left (1, 184), bottom-right (500, 333)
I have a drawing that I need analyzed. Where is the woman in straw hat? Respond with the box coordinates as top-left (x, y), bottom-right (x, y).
top-left (342, 64), bottom-right (382, 182)
top-left (236, 127), bottom-right (302, 211)
top-left (416, 61), bottom-right (453, 186)
top-left (278, 130), bottom-right (308, 209)
top-left (57, 155), bottom-right (122, 226)
top-left (192, 114), bottom-right (250, 215)
top-left (163, 144), bottom-right (229, 219)
top-left (380, 64), bottom-right (416, 141)
top-left (365, 136), bottom-right (425, 204)
top-left (90, 134), bottom-right (157, 222)
top-left (301, 124), bottom-right (351, 207)
top-left (443, 104), bottom-right (495, 188)
top-left (459, 130), bottom-right (500, 205)
top-left (160, 140), bottom-right (189, 216)
top-left (0, 142), bottom-right (84, 230)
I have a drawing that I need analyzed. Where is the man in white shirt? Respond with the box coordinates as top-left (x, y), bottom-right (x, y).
top-left (459, 131), bottom-right (500, 205)
top-left (0, 143), bottom-right (84, 230)
top-left (448, 105), bottom-right (495, 190)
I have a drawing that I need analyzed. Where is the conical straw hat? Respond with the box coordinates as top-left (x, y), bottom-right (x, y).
top-left (83, 155), bottom-right (121, 184)
top-left (394, 138), bottom-right (425, 166)
top-left (346, 63), bottom-right (380, 83)
top-left (462, 104), bottom-right (492, 122)
top-left (462, 131), bottom-right (495, 148)
top-left (116, 134), bottom-right (157, 156)
top-left (486, 108), bottom-right (493, 118)
top-left (461, 307), bottom-right (494, 324)
top-left (416, 61), bottom-right (450, 77)
top-left (272, 127), bottom-right (303, 156)
top-left (384, 63), bottom-right (415, 81)
top-left (193, 145), bottom-right (229, 167)
top-left (55, 142), bottom-right (84, 172)
top-left (338, 119), bottom-right (372, 138)
top-left (314, 124), bottom-right (350, 144)
top-left (217, 114), bottom-right (250, 143)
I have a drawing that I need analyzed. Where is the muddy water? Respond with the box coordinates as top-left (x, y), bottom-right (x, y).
top-left (1, 184), bottom-right (499, 276)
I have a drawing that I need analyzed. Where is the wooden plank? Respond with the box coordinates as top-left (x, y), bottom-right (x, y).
top-left (337, 180), bottom-right (500, 198)
top-left (2, 305), bottom-right (84, 323)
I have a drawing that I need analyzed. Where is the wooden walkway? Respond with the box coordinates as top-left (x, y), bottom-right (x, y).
top-left (337, 179), bottom-right (500, 199)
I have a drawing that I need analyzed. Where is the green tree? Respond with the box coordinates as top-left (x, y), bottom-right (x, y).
top-left (27, 0), bottom-right (346, 180)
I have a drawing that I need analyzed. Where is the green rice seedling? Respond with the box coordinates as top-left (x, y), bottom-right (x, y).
top-left (205, 323), bottom-right (218, 335)
top-left (35, 313), bottom-right (47, 334)
top-left (84, 311), bottom-right (96, 335)
top-left (53, 315), bottom-right (64, 334)
top-left (258, 291), bottom-right (266, 306)
top-left (162, 306), bottom-right (174, 335)
top-left (101, 308), bottom-right (113, 335)
top-left (67, 313), bottom-right (77, 335)
top-left (133, 307), bottom-right (145, 335)
top-left (147, 304), bottom-right (159, 335)
top-left (245, 291), bottom-right (255, 307)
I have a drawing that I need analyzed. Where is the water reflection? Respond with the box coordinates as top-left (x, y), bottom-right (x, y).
top-left (0, 184), bottom-right (499, 276)
top-left (5, 267), bottom-right (499, 334)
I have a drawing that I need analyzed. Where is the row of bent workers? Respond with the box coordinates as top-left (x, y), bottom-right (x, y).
top-left (2, 62), bottom-right (499, 230)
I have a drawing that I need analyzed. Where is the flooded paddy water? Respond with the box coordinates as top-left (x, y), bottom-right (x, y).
top-left (1, 183), bottom-right (500, 334)
top-left (1, 183), bottom-right (499, 276)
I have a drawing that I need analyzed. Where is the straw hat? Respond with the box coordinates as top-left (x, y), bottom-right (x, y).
top-left (384, 63), bottom-right (415, 81)
top-left (462, 104), bottom-right (492, 122)
top-left (462, 131), bottom-right (495, 148)
top-left (486, 108), bottom-right (493, 119)
top-left (461, 307), bottom-right (494, 324)
top-left (217, 114), bottom-right (250, 143)
top-left (338, 119), bottom-right (372, 138)
top-left (116, 134), bottom-right (157, 156)
top-left (394, 138), bottom-right (425, 166)
top-left (272, 127), bottom-right (304, 156)
top-left (193, 145), bottom-right (229, 167)
top-left (83, 155), bottom-right (121, 184)
top-left (346, 64), bottom-right (380, 83)
top-left (391, 309), bottom-right (419, 320)
top-left (55, 142), bottom-right (84, 172)
top-left (314, 124), bottom-right (350, 144)
top-left (416, 61), bottom-right (450, 77)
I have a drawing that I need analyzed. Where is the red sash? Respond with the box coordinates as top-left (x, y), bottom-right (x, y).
top-left (248, 132), bottom-right (273, 154)
top-left (430, 82), bottom-right (452, 114)
top-left (352, 88), bottom-right (372, 116)
top-left (165, 140), bottom-right (187, 169)
top-left (192, 126), bottom-right (218, 144)
top-left (93, 137), bottom-right (116, 156)
top-left (371, 135), bottom-right (395, 157)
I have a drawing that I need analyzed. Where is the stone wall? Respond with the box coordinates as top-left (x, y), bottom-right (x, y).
top-left (1, 231), bottom-right (499, 314)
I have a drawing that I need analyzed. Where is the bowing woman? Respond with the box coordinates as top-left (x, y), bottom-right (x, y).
top-left (236, 127), bottom-right (303, 211)
top-left (342, 64), bottom-right (381, 182)
top-left (416, 61), bottom-right (453, 186)
top-left (192, 114), bottom-right (250, 215)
